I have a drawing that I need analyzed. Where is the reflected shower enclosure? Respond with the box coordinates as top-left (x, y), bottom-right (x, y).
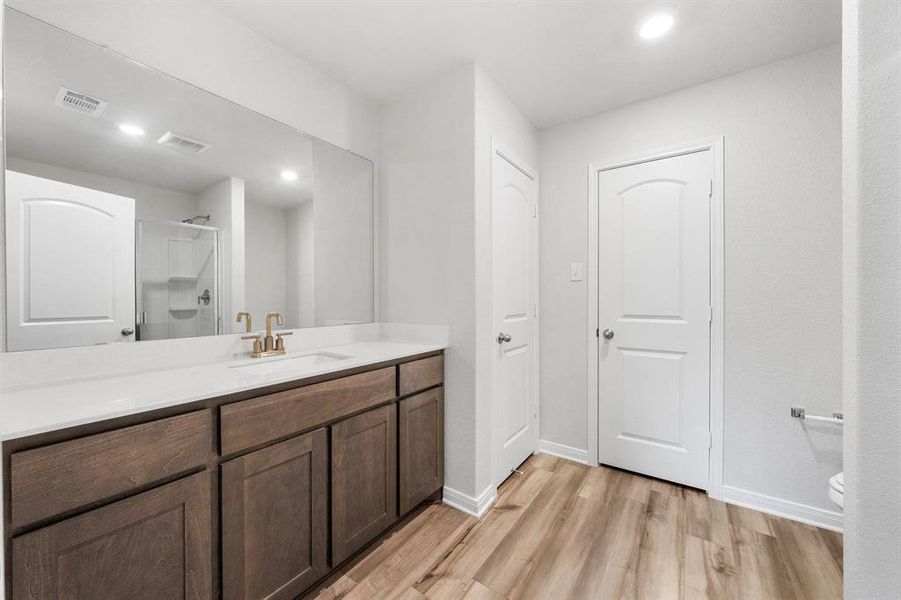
top-left (136, 220), bottom-right (219, 340)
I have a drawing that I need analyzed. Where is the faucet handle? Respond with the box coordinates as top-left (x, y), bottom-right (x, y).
top-left (241, 334), bottom-right (263, 357)
top-left (274, 330), bottom-right (292, 352)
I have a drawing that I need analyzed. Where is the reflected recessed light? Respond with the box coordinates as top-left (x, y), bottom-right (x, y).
top-left (638, 12), bottom-right (674, 40)
top-left (280, 170), bottom-right (298, 181)
top-left (118, 123), bottom-right (145, 136)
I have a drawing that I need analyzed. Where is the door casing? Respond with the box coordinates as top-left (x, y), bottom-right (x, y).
top-left (586, 137), bottom-right (725, 499)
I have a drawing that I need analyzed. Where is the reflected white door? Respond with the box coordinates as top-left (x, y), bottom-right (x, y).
top-left (492, 148), bottom-right (539, 485)
top-left (597, 150), bottom-right (711, 489)
top-left (5, 171), bottom-right (136, 351)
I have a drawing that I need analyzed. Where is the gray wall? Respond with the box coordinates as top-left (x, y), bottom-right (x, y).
top-left (537, 45), bottom-right (842, 514)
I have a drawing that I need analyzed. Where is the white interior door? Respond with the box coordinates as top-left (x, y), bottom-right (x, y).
top-left (597, 150), bottom-right (711, 489)
top-left (5, 171), bottom-right (136, 351)
top-left (492, 147), bottom-right (539, 485)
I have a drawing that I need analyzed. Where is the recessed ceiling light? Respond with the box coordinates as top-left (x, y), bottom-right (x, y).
top-left (638, 12), bottom-right (674, 41)
top-left (118, 123), bottom-right (145, 136)
top-left (280, 170), bottom-right (298, 181)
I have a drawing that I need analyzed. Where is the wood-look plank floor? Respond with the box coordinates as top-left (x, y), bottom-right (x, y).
top-left (306, 454), bottom-right (843, 600)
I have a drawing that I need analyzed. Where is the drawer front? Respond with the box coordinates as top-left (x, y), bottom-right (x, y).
top-left (398, 355), bottom-right (444, 396)
top-left (220, 367), bottom-right (396, 456)
top-left (10, 410), bottom-right (212, 530)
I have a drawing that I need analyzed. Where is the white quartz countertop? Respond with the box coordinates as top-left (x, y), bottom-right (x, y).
top-left (0, 340), bottom-right (445, 441)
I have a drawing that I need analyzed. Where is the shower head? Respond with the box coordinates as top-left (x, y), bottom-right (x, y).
top-left (182, 215), bottom-right (210, 225)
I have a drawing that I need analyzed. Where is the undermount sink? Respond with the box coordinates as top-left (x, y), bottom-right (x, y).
top-left (230, 351), bottom-right (353, 376)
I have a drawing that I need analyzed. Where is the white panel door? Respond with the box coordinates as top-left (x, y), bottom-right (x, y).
top-left (598, 150), bottom-right (711, 489)
top-left (492, 149), bottom-right (539, 485)
top-left (5, 171), bottom-right (136, 351)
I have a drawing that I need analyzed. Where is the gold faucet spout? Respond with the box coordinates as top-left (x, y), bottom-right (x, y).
top-left (235, 311), bottom-right (252, 333)
top-left (264, 312), bottom-right (283, 352)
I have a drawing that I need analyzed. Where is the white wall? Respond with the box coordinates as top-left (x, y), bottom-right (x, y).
top-left (6, 156), bottom-right (198, 222)
top-left (538, 46), bottom-right (842, 516)
top-left (380, 64), bottom-right (478, 496)
top-left (286, 203), bottom-right (315, 328)
top-left (244, 201), bottom-right (287, 323)
top-left (7, 1), bottom-right (378, 159)
top-left (199, 177), bottom-right (245, 334)
top-left (842, 1), bottom-right (901, 595)
top-left (311, 139), bottom-right (374, 326)
top-left (379, 62), bottom-right (537, 502)
top-left (473, 65), bottom-right (538, 495)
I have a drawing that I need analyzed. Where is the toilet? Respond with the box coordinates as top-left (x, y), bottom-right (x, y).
top-left (829, 472), bottom-right (844, 509)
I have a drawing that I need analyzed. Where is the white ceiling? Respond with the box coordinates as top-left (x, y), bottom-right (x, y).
top-left (212, 0), bottom-right (841, 128)
top-left (5, 8), bottom-right (349, 209)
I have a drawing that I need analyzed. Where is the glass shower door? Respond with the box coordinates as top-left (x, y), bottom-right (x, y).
top-left (136, 220), bottom-right (219, 340)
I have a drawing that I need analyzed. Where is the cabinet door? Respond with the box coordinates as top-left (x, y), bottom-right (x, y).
top-left (399, 388), bottom-right (445, 515)
top-left (331, 404), bottom-right (397, 564)
top-left (12, 471), bottom-right (212, 600)
top-left (221, 429), bottom-right (328, 600)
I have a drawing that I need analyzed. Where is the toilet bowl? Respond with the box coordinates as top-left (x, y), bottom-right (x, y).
top-left (829, 472), bottom-right (844, 509)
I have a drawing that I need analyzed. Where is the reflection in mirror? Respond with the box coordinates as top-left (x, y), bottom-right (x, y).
top-left (3, 8), bottom-right (374, 351)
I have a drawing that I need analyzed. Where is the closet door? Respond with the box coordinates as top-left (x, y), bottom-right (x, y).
top-left (221, 429), bottom-right (328, 600)
top-left (331, 404), bottom-right (397, 564)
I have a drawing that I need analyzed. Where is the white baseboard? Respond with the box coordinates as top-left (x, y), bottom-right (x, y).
top-left (443, 483), bottom-right (497, 519)
top-left (721, 485), bottom-right (843, 532)
top-left (538, 439), bottom-right (590, 465)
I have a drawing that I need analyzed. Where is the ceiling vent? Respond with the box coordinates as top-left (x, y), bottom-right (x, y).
top-left (157, 131), bottom-right (211, 154)
top-left (54, 87), bottom-right (108, 117)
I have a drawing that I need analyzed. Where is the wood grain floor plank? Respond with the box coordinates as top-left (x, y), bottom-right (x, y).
top-left (344, 505), bottom-right (474, 600)
top-left (473, 461), bottom-right (588, 596)
top-left (302, 455), bottom-right (842, 600)
top-left (768, 517), bottom-right (843, 600)
top-left (516, 494), bottom-right (606, 599)
top-left (634, 490), bottom-right (686, 600)
top-left (416, 467), bottom-right (555, 598)
top-left (569, 495), bottom-right (648, 599)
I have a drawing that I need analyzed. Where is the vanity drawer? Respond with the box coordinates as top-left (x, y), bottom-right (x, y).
top-left (220, 367), bottom-right (396, 456)
top-left (10, 409), bottom-right (212, 529)
top-left (398, 355), bottom-right (444, 396)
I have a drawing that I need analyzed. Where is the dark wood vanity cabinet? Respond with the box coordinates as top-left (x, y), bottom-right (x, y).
top-left (3, 351), bottom-right (444, 600)
top-left (221, 428), bottom-right (328, 600)
top-left (331, 403), bottom-right (398, 564)
top-left (399, 388), bottom-right (445, 515)
top-left (12, 471), bottom-right (213, 600)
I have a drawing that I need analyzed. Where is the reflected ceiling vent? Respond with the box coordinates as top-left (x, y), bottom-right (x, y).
top-left (157, 131), bottom-right (211, 154)
top-left (54, 87), bottom-right (108, 117)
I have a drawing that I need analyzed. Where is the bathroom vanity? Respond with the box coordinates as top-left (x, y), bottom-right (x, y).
top-left (1, 346), bottom-right (445, 599)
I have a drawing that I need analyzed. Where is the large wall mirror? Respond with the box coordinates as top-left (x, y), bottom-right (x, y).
top-left (3, 8), bottom-right (374, 351)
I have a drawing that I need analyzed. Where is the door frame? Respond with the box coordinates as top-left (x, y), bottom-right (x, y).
top-left (586, 136), bottom-right (725, 498)
top-left (490, 138), bottom-right (540, 487)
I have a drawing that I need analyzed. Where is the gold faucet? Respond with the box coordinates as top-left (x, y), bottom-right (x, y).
top-left (235, 312), bottom-right (252, 333)
top-left (264, 312), bottom-right (282, 352)
top-left (241, 312), bottom-right (293, 358)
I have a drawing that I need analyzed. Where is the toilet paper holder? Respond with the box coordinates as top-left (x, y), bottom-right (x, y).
top-left (791, 407), bottom-right (844, 424)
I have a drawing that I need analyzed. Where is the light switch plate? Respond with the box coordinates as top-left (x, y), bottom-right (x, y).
top-left (570, 262), bottom-right (584, 282)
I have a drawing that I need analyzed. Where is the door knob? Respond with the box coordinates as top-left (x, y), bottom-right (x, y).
top-left (602, 328), bottom-right (615, 340)
top-left (121, 327), bottom-right (134, 336)
top-left (497, 332), bottom-right (512, 344)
